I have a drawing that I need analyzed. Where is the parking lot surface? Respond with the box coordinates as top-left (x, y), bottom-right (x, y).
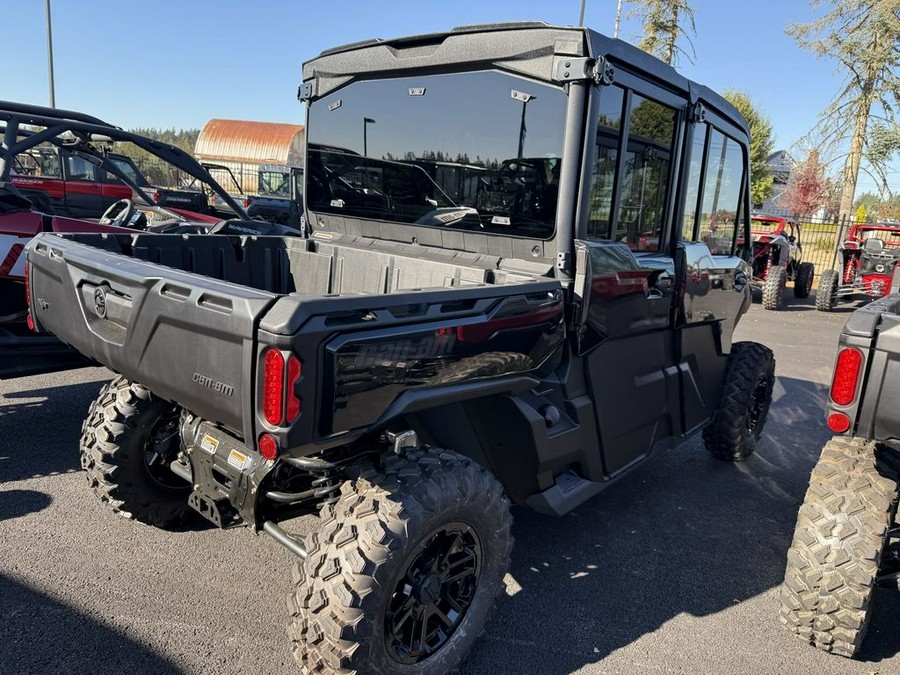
top-left (1, 295), bottom-right (898, 675)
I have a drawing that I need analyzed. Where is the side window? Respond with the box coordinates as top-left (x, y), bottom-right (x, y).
top-left (681, 124), bottom-right (707, 241)
top-left (698, 130), bottom-right (743, 254)
top-left (66, 156), bottom-right (97, 182)
top-left (105, 158), bottom-right (139, 184)
top-left (615, 95), bottom-right (677, 251)
top-left (587, 85), bottom-right (625, 239)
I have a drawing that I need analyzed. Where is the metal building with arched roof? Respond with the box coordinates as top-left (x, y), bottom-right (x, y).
top-left (194, 119), bottom-right (304, 194)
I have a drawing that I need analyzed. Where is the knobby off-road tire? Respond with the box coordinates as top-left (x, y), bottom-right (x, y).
top-left (762, 266), bottom-right (786, 310)
top-left (288, 448), bottom-right (514, 675)
top-left (794, 262), bottom-right (815, 299)
top-left (816, 269), bottom-right (838, 312)
top-left (80, 376), bottom-right (192, 529)
top-left (702, 341), bottom-right (775, 461)
top-left (779, 437), bottom-right (899, 658)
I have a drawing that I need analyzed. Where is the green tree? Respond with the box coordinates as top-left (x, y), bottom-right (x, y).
top-left (627, 0), bottom-right (696, 66)
top-left (722, 89), bottom-right (775, 208)
top-left (788, 1), bottom-right (900, 218)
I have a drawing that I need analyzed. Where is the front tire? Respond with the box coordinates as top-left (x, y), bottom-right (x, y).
top-left (794, 262), bottom-right (815, 299)
top-left (816, 269), bottom-right (838, 311)
top-left (762, 266), bottom-right (786, 310)
top-left (779, 437), bottom-right (899, 657)
top-left (702, 342), bottom-right (775, 461)
top-left (288, 448), bottom-right (513, 675)
top-left (80, 376), bottom-right (192, 529)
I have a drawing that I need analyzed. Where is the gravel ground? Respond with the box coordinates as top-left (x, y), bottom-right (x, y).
top-left (1, 294), bottom-right (898, 675)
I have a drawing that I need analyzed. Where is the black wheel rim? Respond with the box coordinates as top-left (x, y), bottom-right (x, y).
top-left (385, 523), bottom-right (482, 664)
top-left (747, 374), bottom-right (769, 435)
top-left (141, 409), bottom-right (187, 491)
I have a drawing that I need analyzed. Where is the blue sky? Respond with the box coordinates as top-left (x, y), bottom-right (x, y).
top-left (6, 0), bottom-right (890, 193)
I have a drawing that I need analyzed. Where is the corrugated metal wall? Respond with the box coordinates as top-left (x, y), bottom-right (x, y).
top-left (195, 119), bottom-right (305, 194)
top-left (195, 119), bottom-right (305, 166)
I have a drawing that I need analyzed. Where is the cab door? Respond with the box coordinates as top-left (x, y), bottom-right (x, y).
top-left (576, 74), bottom-right (685, 475)
top-left (62, 154), bottom-right (104, 217)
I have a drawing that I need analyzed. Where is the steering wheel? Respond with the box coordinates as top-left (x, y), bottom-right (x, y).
top-left (99, 199), bottom-right (137, 228)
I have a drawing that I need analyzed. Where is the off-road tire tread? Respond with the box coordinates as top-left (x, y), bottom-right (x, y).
top-left (702, 341), bottom-right (775, 461)
top-left (816, 269), bottom-right (838, 311)
top-left (779, 436), bottom-right (899, 657)
top-left (80, 375), bottom-right (191, 529)
top-left (794, 262), bottom-right (815, 299)
top-left (287, 448), bottom-right (514, 674)
top-left (763, 266), bottom-right (786, 310)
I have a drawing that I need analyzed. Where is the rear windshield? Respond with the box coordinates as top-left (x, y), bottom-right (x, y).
top-left (306, 70), bottom-right (568, 239)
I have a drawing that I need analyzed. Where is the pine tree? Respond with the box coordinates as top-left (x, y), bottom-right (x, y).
top-left (788, 1), bottom-right (900, 218)
top-left (627, 0), bottom-right (696, 66)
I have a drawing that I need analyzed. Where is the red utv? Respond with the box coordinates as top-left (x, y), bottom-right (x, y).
top-left (816, 222), bottom-right (900, 311)
top-left (0, 100), bottom-right (271, 378)
top-left (749, 215), bottom-right (815, 310)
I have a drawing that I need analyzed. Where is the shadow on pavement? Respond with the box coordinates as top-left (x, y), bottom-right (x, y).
top-left (461, 374), bottom-right (900, 673)
top-left (0, 573), bottom-right (181, 674)
top-left (0, 489), bottom-right (52, 521)
top-left (0, 380), bottom-right (107, 483)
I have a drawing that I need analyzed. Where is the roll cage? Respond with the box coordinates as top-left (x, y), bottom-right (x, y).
top-left (0, 100), bottom-right (249, 219)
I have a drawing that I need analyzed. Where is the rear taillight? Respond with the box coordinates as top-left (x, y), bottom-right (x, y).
top-left (23, 259), bottom-right (30, 307)
top-left (263, 348), bottom-right (285, 425)
top-left (243, 197), bottom-right (251, 208)
top-left (258, 433), bottom-right (278, 461)
top-left (24, 261), bottom-right (35, 332)
top-left (262, 349), bottom-right (303, 427)
top-left (286, 355), bottom-right (302, 423)
top-left (153, 190), bottom-right (160, 203)
top-left (827, 412), bottom-right (851, 433)
top-left (830, 348), bottom-right (863, 406)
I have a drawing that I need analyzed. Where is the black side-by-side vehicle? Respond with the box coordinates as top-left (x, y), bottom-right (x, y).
top-left (25, 22), bottom-right (774, 674)
top-left (780, 269), bottom-right (900, 658)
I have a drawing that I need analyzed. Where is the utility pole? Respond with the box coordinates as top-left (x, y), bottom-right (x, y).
top-left (578, 0), bottom-right (586, 26)
top-left (45, 0), bottom-right (56, 107)
top-left (614, 0), bottom-right (623, 38)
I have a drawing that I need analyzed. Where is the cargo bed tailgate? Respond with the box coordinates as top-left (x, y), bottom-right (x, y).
top-left (27, 234), bottom-right (278, 437)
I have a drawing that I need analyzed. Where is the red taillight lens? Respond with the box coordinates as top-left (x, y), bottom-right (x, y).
top-left (286, 355), bottom-right (302, 423)
top-left (827, 412), bottom-right (852, 433)
top-left (153, 190), bottom-right (160, 203)
top-left (243, 197), bottom-right (251, 208)
top-left (258, 433), bottom-right (278, 461)
top-left (263, 348), bottom-right (285, 425)
top-left (830, 348), bottom-right (863, 406)
top-left (23, 259), bottom-right (30, 307)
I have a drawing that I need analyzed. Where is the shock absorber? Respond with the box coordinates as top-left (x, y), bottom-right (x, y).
top-left (844, 256), bottom-right (855, 284)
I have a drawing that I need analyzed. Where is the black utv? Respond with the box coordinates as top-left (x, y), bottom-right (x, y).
top-left (26, 22), bottom-right (774, 674)
top-left (780, 274), bottom-right (900, 658)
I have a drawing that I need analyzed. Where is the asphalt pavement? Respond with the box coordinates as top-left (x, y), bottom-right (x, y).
top-left (1, 294), bottom-right (898, 675)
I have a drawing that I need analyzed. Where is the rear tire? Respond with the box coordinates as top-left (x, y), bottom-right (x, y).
top-left (702, 342), bottom-right (775, 461)
top-left (762, 266), bottom-right (786, 310)
top-left (288, 448), bottom-right (513, 675)
top-left (80, 376), bottom-right (192, 529)
top-left (794, 262), bottom-right (815, 299)
top-left (816, 269), bottom-right (838, 311)
top-left (779, 437), bottom-right (899, 657)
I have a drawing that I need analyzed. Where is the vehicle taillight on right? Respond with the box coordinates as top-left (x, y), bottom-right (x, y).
top-left (830, 348), bottom-right (863, 406)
